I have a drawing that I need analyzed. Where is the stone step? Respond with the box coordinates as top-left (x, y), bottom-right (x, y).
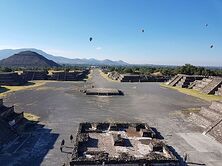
top-left (193, 87), bottom-right (202, 91)
top-left (169, 75), bottom-right (183, 86)
top-left (199, 107), bottom-right (222, 121)
top-left (209, 101), bottom-right (222, 112)
top-left (203, 117), bottom-right (222, 144)
top-left (208, 120), bottom-right (222, 144)
top-left (195, 83), bottom-right (207, 88)
top-left (203, 78), bottom-right (213, 82)
top-left (215, 91), bottom-right (222, 96)
top-left (166, 75), bottom-right (178, 85)
top-left (192, 79), bottom-right (212, 90)
top-left (201, 79), bottom-right (222, 94)
top-left (189, 112), bottom-right (212, 128)
top-left (188, 81), bottom-right (196, 89)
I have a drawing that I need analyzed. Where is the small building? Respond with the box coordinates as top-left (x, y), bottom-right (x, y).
top-left (0, 72), bottom-right (27, 85)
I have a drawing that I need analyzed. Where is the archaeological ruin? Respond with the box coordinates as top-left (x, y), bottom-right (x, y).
top-left (49, 70), bottom-right (89, 81)
top-left (188, 101), bottom-right (222, 144)
top-left (167, 74), bottom-right (222, 96)
top-left (82, 88), bottom-right (124, 96)
top-left (107, 71), bottom-right (168, 82)
top-left (0, 99), bottom-right (24, 145)
top-left (23, 70), bottom-right (48, 80)
top-left (0, 69), bottom-right (89, 86)
top-left (70, 122), bottom-right (179, 165)
top-left (0, 72), bottom-right (27, 86)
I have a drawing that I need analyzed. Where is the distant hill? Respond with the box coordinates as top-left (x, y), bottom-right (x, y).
top-left (0, 48), bottom-right (129, 66)
top-left (0, 51), bottom-right (60, 68)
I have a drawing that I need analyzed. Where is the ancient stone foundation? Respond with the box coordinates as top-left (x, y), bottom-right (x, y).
top-left (70, 122), bottom-right (179, 166)
top-left (82, 88), bottom-right (124, 96)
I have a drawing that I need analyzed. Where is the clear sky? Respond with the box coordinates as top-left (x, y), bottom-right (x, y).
top-left (0, 0), bottom-right (222, 66)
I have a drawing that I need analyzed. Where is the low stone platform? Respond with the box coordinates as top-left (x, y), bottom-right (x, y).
top-left (70, 122), bottom-right (179, 165)
top-left (84, 88), bottom-right (124, 96)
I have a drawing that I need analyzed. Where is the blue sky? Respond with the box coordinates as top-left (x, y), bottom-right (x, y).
top-left (0, 0), bottom-right (222, 66)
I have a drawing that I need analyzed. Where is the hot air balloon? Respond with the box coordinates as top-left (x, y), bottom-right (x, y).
top-left (142, 29), bottom-right (144, 33)
top-left (210, 45), bottom-right (214, 48)
top-left (89, 37), bottom-right (93, 42)
top-left (205, 24), bottom-right (208, 27)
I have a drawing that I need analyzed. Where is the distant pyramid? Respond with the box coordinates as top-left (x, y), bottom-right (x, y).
top-left (0, 51), bottom-right (60, 68)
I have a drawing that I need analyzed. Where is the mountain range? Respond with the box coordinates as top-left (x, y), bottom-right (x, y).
top-left (0, 48), bottom-right (129, 66)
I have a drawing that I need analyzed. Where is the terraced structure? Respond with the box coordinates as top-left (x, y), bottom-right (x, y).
top-left (188, 101), bottom-right (222, 143)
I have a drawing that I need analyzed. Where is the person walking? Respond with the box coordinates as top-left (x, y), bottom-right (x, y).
top-left (60, 139), bottom-right (65, 152)
top-left (70, 135), bottom-right (73, 143)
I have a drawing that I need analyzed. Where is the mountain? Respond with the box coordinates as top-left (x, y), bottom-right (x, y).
top-left (0, 51), bottom-right (60, 68)
top-left (0, 48), bottom-right (129, 66)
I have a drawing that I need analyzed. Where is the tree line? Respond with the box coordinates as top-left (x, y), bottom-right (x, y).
top-left (104, 64), bottom-right (222, 76)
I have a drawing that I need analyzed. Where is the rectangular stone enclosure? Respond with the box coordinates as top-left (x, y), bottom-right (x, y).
top-left (70, 122), bottom-right (179, 165)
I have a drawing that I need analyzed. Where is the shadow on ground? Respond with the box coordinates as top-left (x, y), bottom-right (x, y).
top-left (151, 127), bottom-right (164, 140)
top-left (0, 87), bottom-right (10, 93)
top-left (0, 119), bottom-right (59, 166)
top-left (24, 82), bottom-right (35, 86)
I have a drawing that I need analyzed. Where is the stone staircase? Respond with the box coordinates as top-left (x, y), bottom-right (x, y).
top-left (189, 101), bottom-right (222, 144)
top-left (209, 101), bottom-right (222, 112)
top-left (168, 75), bottom-right (183, 86)
top-left (207, 119), bottom-right (222, 143)
top-left (176, 77), bottom-right (194, 88)
top-left (201, 78), bottom-right (222, 94)
top-left (189, 112), bottom-right (213, 128)
top-left (188, 105), bottom-right (221, 129)
top-left (192, 78), bottom-right (213, 91)
top-left (215, 84), bottom-right (222, 96)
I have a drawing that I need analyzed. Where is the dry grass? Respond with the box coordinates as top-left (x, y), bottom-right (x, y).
top-left (160, 83), bottom-right (222, 102)
top-left (99, 70), bottom-right (119, 83)
top-left (24, 112), bottom-right (40, 122)
top-left (181, 107), bottom-right (201, 116)
top-left (0, 80), bottom-right (50, 97)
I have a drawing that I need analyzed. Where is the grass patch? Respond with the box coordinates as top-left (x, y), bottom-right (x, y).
top-left (160, 83), bottom-right (222, 102)
top-left (24, 112), bottom-right (40, 122)
top-left (99, 70), bottom-right (119, 83)
top-left (0, 80), bottom-right (48, 97)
